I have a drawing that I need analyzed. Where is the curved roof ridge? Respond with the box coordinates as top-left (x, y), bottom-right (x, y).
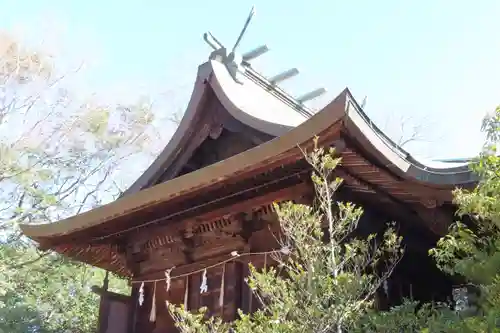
top-left (342, 90), bottom-right (472, 179)
top-left (208, 55), bottom-right (475, 185)
top-left (234, 61), bottom-right (473, 179)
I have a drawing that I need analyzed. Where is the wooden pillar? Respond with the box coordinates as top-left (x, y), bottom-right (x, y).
top-left (93, 282), bottom-right (111, 333)
top-left (231, 261), bottom-right (244, 321)
top-left (134, 283), bottom-right (156, 333)
top-left (221, 261), bottom-right (242, 321)
top-left (97, 296), bottom-right (110, 333)
top-left (240, 261), bottom-right (254, 315)
top-left (189, 271), bottom-right (202, 312)
top-left (153, 279), bottom-right (185, 333)
top-left (127, 283), bottom-right (139, 333)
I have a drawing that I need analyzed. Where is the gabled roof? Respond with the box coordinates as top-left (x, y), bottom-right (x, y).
top-left (20, 41), bottom-right (477, 275)
top-left (125, 48), bottom-right (475, 196)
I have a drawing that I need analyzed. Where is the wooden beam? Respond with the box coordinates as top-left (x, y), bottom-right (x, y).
top-left (129, 181), bottom-right (312, 249)
top-left (128, 182), bottom-right (311, 276)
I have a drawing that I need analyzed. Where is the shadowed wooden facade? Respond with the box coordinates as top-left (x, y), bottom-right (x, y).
top-left (21, 44), bottom-right (477, 333)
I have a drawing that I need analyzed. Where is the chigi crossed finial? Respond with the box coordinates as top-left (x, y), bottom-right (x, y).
top-left (203, 6), bottom-right (265, 84)
top-left (231, 5), bottom-right (256, 55)
top-left (203, 6), bottom-right (326, 106)
top-left (203, 6), bottom-right (259, 57)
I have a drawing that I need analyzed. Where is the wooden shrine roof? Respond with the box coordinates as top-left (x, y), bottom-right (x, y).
top-left (21, 91), bottom-right (346, 243)
top-left (20, 42), bottom-right (477, 276)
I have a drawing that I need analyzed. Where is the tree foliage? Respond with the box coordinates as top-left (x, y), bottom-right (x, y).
top-left (0, 245), bottom-right (128, 333)
top-left (428, 106), bottom-right (500, 331)
top-left (0, 33), bottom-right (157, 238)
top-left (0, 32), bottom-right (160, 332)
top-left (356, 107), bottom-right (500, 332)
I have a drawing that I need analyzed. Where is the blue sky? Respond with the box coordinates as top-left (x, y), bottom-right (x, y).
top-left (0, 0), bottom-right (498, 160)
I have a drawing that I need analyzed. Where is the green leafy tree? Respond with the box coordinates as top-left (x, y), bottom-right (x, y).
top-left (0, 245), bottom-right (128, 333)
top-left (169, 138), bottom-right (404, 333)
top-left (0, 32), bottom-right (162, 332)
top-left (427, 106), bottom-right (500, 331)
top-left (358, 107), bottom-right (500, 332)
top-left (0, 32), bottom-right (158, 238)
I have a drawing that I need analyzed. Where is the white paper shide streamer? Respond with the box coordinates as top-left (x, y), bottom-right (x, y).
top-left (149, 282), bottom-right (157, 322)
top-left (132, 249), bottom-right (282, 314)
top-left (183, 276), bottom-right (189, 310)
top-left (138, 282), bottom-right (145, 306)
top-left (219, 264), bottom-right (226, 308)
top-left (165, 267), bottom-right (173, 292)
top-left (164, 268), bottom-right (174, 310)
top-left (200, 269), bottom-right (208, 294)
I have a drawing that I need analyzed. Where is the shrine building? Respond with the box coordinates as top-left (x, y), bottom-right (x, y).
top-left (21, 31), bottom-right (477, 333)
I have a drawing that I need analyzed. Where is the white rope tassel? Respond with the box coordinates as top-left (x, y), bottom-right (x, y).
top-left (183, 276), bottom-right (189, 310)
top-left (264, 252), bottom-right (268, 270)
top-left (149, 282), bottom-right (157, 322)
top-left (219, 264), bottom-right (226, 308)
top-left (200, 269), bottom-right (208, 294)
top-left (138, 282), bottom-right (145, 306)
